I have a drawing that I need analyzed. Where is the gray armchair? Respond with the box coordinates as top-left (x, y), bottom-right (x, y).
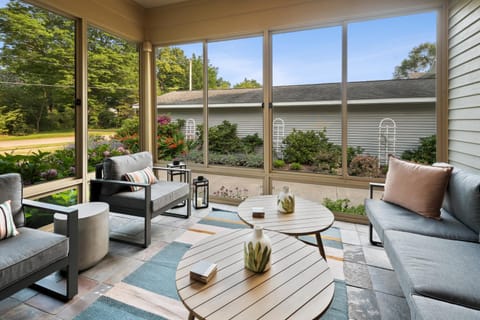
top-left (90, 151), bottom-right (191, 248)
top-left (0, 173), bottom-right (78, 301)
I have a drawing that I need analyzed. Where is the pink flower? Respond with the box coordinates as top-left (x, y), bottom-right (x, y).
top-left (157, 115), bottom-right (171, 125)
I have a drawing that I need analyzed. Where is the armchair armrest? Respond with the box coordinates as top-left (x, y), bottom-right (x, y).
top-left (369, 182), bottom-right (385, 199)
top-left (89, 178), bottom-right (150, 189)
top-left (23, 199), bottom-right (79, 237)
top-left (23, 199), bottom-right (78, 215)
top-left (152, 166), bottom-right (192, 185)
top-left (22, 199), bottom-right (79, 300)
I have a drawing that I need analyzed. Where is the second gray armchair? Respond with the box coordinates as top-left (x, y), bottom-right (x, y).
top-left (90, 151), bottom-right (191, 248)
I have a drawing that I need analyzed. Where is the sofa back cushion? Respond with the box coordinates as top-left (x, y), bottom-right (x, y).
top-left (101, 152), bottom-right (154, 195)
top-left (442, 166), bottom-right (480, 234)
top-left (0, 173), bottom-right (24, 227)
top-left (383, 157), bottom-right (452, 219)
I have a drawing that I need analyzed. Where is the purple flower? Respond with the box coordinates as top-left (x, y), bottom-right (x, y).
top-left (157, 115), bottom-right (171, 125)
top-left (47, 169), bottom-right (58, 178)
top-left (103, 151), bottom-right (111, 157)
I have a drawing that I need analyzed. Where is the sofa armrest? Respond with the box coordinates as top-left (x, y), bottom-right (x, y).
top-left (369, 182), bottom-right (385, 199)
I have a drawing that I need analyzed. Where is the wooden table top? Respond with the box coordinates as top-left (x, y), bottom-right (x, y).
top-left (237, 195), bottom-right (335, 236)
top-left (176, 229), bottom-right (334, 320)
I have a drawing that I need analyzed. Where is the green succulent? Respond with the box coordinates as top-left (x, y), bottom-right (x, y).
top-left (244, 241), bottom-right (271, 273)
top-left (278, 195), bottom-right (295, 213)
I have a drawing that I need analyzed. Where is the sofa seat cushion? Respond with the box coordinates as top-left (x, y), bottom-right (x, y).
top-left (384, 230), bottom-right (480, 310)
top-left (99, 180), bottom-right (189, 217)
top-left (366, 199), bottom-right (478, 242)
top-left (0, 227), bottom-right (68, 291)
top-left (411, 295), bottom-right (480, 320)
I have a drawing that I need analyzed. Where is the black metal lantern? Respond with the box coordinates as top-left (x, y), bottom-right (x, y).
top-left (193, 176), bottom-right (209, 209)
top-left (167, 160), bottom-right (187, 207)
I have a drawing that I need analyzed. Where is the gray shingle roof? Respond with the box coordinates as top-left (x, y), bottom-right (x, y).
top-left (156, 78), bottom-right (435, 105)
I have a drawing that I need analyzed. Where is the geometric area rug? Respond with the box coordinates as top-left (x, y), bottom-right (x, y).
top-left (76, 208), bottom-right (348, 319)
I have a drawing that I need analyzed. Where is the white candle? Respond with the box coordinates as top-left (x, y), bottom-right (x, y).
top-left (197, 197), bottom-right (203, 206)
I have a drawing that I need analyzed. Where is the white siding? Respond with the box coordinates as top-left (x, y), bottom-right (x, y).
top-left (273, 106), bottom-right (342, 145)
top-left (448, 0), bottom-right (480, 174)
top-left (348, 104), bottom-right (436, 157)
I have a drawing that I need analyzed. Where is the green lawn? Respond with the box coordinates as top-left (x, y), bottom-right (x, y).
top-left (0, 129), bottom-right (116, 141)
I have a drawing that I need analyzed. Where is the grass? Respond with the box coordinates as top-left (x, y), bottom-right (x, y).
top-left (0, 129), bottom-right (116, 141)
top-left (0, 129), bottom-right (117, 155)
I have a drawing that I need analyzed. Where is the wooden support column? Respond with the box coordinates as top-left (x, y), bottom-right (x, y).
top-left (140, 41), bottom-right (155, 154)
top-left (75, 18), bottom-right (88, 203)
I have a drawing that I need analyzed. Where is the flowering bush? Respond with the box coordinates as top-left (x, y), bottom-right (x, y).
top-left (213, 186), bottom-right (249, 201)
top-left (0, 135), bottom-right (131, 185)
top-left (157, 115), bottom-right (186, 160)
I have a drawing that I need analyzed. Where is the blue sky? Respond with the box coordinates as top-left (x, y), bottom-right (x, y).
top-left (178, 11), bottom-right (437, 86)
top-left (0, 0), bottom-right (436, 87)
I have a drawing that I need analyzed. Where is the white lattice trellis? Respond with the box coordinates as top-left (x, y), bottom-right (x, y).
top-left (273, 118), bottom-right (285, 159)
top-left (378, 118), bottom-right (397, 166)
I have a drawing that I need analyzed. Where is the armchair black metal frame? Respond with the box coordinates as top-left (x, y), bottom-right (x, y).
top-left (0, 199), bottom-right (78, 302)
top-left (90, 164), bottom-right (191, 248)
top-left (368, 182), bottom-right (385, 247)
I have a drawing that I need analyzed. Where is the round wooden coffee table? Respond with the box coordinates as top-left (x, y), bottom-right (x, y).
top-left (238, 195), bottom-right (334, 259)
top-left (176, 229), bottom-right (334, 320)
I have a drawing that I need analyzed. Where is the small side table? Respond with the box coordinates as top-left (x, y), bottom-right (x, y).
top-left (167, 161), bottom-right (187, 208)
top-left (54, 202), bottom-right (109, 271)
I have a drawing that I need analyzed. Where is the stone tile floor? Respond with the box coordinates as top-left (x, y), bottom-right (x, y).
top-left (0, 204), bottom-right (410, 319)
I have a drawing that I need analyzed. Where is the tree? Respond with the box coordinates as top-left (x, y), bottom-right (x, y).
top-left (156, 47), bottom-right (231, 93)
top-left (87, 27), bottom-right (139, 128)
top-left (234, 78), bottom-right (261, 89)
top-left (0, 1), bottom-right (138, 133)
top-left (0, 0), bottom-right (75, 133)
top-left (393, 42), bottom-right (436, 79)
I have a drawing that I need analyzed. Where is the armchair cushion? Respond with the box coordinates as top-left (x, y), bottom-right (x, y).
top-left (124, 167), bottom-right (157, 191)
top-left (0, 227), bottom-right (68, 291)
top-left (99, 180), bottom-right (189, 216)
top-left (383, 157), bottom-right (452, 219)
top-left (102, 151), bottom-right (153, 196)
top-left (0, 200), bottom-right (18, 240)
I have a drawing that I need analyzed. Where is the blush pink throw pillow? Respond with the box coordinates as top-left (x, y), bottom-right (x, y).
top-left (383, 157), bottom-right (452, 219)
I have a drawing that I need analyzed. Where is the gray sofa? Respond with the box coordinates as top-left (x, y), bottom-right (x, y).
top-left (0, 173), bottom-right (78, 301)
top-left (90, 151), bottom-right (191, 248)
top-left (366, 166), bottom-right (480, 320)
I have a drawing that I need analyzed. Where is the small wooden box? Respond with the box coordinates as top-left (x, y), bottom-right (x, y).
top-left (252, 207), bottom-right (265, 218)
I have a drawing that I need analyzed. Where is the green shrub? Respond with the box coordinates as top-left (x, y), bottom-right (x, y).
top-left (289, 162), bottom-right (302, 170)
top-left (273, 159), bottom-right (286, 168)
top-left (208, 120), bottom-right (243, 153)
top-left (348, 155), bottom-right (380, 177)
top-left (283, 129), bottom-right (327, 165)
top-left (322, 198), bottom-right (366, 215)
top-left (241, 133), bottom-right (263, 153)
top-left (313, 145), bottom-right (341, 174)
top-left (401, 135), bottom-right (436, 164)
top-left (207, 152), bottom-right (263, 168)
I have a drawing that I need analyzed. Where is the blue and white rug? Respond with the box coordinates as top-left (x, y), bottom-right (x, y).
top-left (76, 208), bottom-right (347, 319)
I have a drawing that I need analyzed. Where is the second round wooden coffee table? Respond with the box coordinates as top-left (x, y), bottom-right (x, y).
top-left (238, 195), bottom-right (335, 259)
top-left (176, 229), bottom-right (334, 320)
